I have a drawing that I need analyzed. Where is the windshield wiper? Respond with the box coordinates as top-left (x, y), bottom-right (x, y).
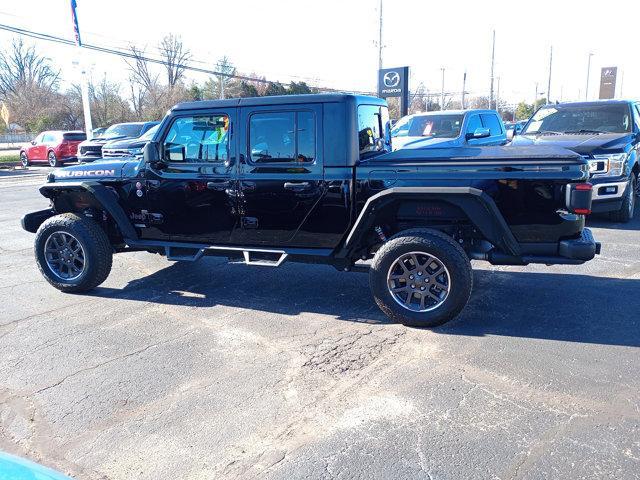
top-left (563, 129), bottom-right (607, 135)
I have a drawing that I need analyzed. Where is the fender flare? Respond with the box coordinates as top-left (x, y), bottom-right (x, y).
top-left (38, 181), bottom-right (138, 240)
top-left (336, 187), bottom-right (521, 258)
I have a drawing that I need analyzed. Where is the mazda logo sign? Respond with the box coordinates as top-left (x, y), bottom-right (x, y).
top-left (383, 71), bottom-right (400, 88)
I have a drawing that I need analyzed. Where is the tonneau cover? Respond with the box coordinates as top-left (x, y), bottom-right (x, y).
top-left (375, 145), bottom-right (583, 163)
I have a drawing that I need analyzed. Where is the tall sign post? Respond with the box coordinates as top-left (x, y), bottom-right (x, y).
top-left (378, 66), bottom-right (409, 117)
top-left (598, 67), bottom-right (617, 99)
top-left (70, 0), bottom-right (93, 137)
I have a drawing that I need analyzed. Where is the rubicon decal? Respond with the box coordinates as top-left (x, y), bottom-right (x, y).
top-left (55, 169), bottom-right (116, 178)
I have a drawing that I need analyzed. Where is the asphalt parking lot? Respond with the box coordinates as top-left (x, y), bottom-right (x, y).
top-left (1, 167), bottom-right (639, 480)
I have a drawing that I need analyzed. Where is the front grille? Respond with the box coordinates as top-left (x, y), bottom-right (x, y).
top-left (80, 145), bottom-right (102, 156)
top-left (102, 149), bottom-right (130, 157)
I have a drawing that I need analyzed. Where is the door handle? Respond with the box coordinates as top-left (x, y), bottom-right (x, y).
top-left (207, 180), bottom-right (231, 190)
top-left (284, 181), bottom-right (310, 191)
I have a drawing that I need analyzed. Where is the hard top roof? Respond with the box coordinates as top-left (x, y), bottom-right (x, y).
top-left (173, 93), bottom-right (385, 111)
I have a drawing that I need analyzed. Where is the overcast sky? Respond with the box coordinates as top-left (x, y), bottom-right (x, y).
top-left (1, 0), bottom-right (638, 105)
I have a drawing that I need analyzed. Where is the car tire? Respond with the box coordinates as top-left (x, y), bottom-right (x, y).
top-left (34, 213), bottom-right (113, 293)
top-left (369, 228), bottom-right (473, 327)
top-left (609, 175), bottom-right (636, 223)
top-left (20, 152), bottom-right (29, 167)
top-left (48, 151), bottom-right (60, 167)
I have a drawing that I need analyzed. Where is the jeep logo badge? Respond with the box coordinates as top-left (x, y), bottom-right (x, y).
top-left (383, 71), bottom-right (400, 88)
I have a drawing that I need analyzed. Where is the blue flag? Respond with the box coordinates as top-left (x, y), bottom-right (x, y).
top-left (70, 0), bottom-right (82, 46)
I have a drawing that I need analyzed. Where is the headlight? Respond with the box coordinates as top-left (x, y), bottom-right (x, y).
top-left (592, 153), bottom-right (627, 177)
top-left (128, 147), bottom-right (143, 156)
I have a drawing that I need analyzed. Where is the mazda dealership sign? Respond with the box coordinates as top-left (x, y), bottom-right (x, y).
top-left (378, 66), bottom-right (409, 98)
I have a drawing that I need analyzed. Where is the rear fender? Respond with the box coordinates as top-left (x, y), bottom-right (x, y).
top-left (337, 187), bottom-right (521, 258)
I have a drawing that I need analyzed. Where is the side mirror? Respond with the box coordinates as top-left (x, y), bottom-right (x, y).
top-left (31, 140), bottom-right (36, 145)
top-left (143, 141), bottom-right (162, 164)
top-left (466, 127), bottom-right (491, 141)
top-left (506, 129), bottom-right (515, 141)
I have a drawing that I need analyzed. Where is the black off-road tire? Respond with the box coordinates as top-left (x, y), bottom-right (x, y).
top-left (370, 228), bottom-right (473, 328)
top-left (609, 175), bottom-right (636, 223)
top-left (20, 152), bottom-right (29, 167)
top-left (48, 151), bottom-right (60, 167)
top-left (34, 213), bottom-right (113, 293)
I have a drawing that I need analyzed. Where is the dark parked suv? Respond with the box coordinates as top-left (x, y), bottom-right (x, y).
top-left (512, 100), bottom-right (640, 222)
top-left (78, 122), bottom-right (158, 162)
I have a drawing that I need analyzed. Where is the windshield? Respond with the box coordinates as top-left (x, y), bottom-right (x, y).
top-left (394, 114), bottom-right (463, 139)
top-left (140, 124), bottom-right (159, 141)
top-left (102, 123), bottom-right (144, 139)
top-left (523, 104), bottom-right (632, 135)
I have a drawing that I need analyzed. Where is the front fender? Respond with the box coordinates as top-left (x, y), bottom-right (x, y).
top-left (38, 181), bottom-right (138, 240)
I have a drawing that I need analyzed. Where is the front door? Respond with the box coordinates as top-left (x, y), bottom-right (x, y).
top-left (234, 104), bottom-right (325, 247)
top-left (142, 109), bottom-right (238, 244)
top-left (28, 133), bottom-right (46, 160)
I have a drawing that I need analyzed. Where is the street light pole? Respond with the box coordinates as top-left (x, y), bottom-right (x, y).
top-left (489, 30), bottom-right (496, 109)
top-left (69, 0), bottom-right (92, 137)
top-left (547, 46), bottom-right (553, 104)
top-left (585, 52), bottom-right (594, 101)
top-left (461, 70), bottom-right (467, 110)
top-left (440, 67), bottom-right (445, 111)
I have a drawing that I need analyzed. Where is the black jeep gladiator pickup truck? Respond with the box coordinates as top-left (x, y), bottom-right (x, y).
top-left (22, 94), bottom-right (599, 327)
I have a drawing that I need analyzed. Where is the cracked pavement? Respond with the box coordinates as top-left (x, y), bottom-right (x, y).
top-left (1, 169), bottom-right (639, 479)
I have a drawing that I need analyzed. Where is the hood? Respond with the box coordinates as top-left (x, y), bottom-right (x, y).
top-left (81, 135), bottom-right (133, 146)
top-left (49, 158), bottom-right (143, 182)
top-left (510, 132), bottom-right (634, 155)
top-left (103, 137), bottom-right (147, 149)
top-left (393, 136), bottom-right (459, 151)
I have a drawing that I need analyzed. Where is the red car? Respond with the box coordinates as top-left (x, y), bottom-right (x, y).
top-left (20, 130), bottom-right (87, 167)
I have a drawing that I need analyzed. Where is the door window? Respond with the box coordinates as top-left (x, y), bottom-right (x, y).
top-left (480, 114), bottom-right (503, 136)
top-left (163, 114), bottom-right (230, 162)
top-left (249, 111), bottom-right (315, 163)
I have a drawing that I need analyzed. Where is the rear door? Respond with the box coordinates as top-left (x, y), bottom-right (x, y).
top-left (235, 104), bottom-right (324, 246)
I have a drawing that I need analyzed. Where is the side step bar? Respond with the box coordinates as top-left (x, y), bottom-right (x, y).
top-left (164, 245), bottom-right (288, 267)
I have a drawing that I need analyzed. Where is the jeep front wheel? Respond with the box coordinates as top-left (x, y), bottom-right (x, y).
top-left (35, 213), bottom-right (113, 293)
top-left (369, 229), bottom-right (473, 327)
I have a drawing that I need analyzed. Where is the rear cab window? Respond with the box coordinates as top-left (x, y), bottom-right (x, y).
top-left (63, 132), bottom-right (87, 141)
top-left (480, 114), bottom-right (503, 136)
top-left (358, 104), bottom-right (390, 159)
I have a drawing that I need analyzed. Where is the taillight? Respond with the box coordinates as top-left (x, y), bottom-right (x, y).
top-left (566, 182), bottom-right (593, 215)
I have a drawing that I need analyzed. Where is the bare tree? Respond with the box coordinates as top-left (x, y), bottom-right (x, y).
top-left (0, 38), bottom-right (59, 98)
top-left (125, 45), bottom-right (159, 93)
top-left (158, 34), bottom-right (191, 88)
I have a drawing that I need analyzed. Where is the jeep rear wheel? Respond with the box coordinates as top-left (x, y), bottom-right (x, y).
top-left (370, 229), bottom-right (472, 327)
top-left (35, 213), bottom-right (113, 293)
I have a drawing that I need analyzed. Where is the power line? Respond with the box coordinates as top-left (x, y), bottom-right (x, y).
top-left (0, 22), bottom-right (374, 95)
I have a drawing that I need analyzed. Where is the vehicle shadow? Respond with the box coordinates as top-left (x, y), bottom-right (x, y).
top-left (587, 213), bottom-right (640, 231)
top-left (89, 258), bottom-right (640, 347)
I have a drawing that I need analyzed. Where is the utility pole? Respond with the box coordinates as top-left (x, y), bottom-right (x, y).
top-left (377, 0), bottom-right (383, 93)
top-left (440, 67), bottom-right (445, 111)
top-left (461, 71), bottom-right (467, 110)
top-left (69, 0), bottom-right (92, 137)
top-left (534, 82), bottom-right (538, 110)
top-left (496, 77), bottom-right (500, 112)
top-left (425, 88), bottom-right (429, 112)
top-left (585, 52), bottom-right (594, 101)
top-left (619, 69), bottom-right (624, 98)
top-left (547, 46), bottom-right (553, 104)
top-left (489, 29), bottom-right (496, 109)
